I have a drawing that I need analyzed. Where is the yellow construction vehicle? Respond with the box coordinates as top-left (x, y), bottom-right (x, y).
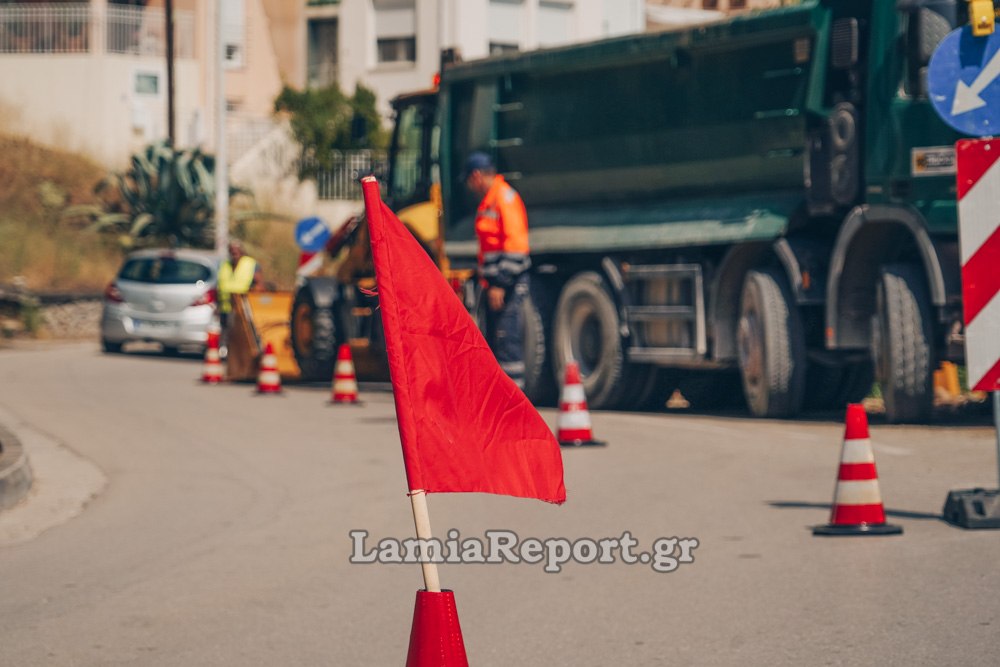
top-left (227, 85), bottom-right (474, 387)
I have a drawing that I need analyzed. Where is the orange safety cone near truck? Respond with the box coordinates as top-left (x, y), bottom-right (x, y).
top-left (201, 324), bottom-right (224, 384)
top-left (813, 404), bottom-right (902, 536)
top-left (255, 342), bottom-right (283, 394)
top-left (330, 343), bottom-right (362, 405)
top-left (556, 362), bottom-right (605, 447)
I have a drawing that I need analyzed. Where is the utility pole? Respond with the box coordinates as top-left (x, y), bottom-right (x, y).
top-left (165, 0), bottom-right (175, 145)
top-left (214, 0), bottom-right (228, 257)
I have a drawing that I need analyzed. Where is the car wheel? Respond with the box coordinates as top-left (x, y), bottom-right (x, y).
top-left (102, 339), bottom-right (124, 354)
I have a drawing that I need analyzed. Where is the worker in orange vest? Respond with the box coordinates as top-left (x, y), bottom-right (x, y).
top-left (464, 151), bottom-right (531, 389)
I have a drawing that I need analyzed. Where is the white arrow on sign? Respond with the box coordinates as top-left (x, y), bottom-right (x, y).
top-left (952, 48), bottom-right (1000, 115)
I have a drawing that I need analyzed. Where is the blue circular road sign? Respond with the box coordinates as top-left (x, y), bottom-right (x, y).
top-left (294, 217), bottom-right (331, 252)
top-left (929, 26), bottom-right (1000, 136)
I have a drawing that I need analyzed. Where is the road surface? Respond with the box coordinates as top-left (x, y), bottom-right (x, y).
top-left (1, 342), bottom-right (998, 666)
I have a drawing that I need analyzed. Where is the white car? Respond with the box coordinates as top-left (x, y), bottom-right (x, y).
top-left (100, 249), bottom-right (218, 355)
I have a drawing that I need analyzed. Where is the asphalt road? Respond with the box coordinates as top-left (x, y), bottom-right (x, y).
top-left (1, 342), bottom-right (999, 666)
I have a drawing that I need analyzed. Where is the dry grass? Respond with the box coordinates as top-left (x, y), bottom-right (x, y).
top-left (0, 135), bottom-right (301, 293)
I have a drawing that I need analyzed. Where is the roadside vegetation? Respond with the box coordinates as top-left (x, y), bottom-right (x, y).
top-left (0, 134), bottom-right (299, 294)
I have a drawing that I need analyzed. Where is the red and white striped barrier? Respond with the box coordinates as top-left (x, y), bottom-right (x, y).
top-left (556, 362), bottom-right (605, 447)
top-left (256, 342), bottom-right (282, 394)
top-left (957, 139), bottom-right (1000, 392)
top-left (814, 404), bottom-right (901, 536)
top-left (330, 343), bottom-right (362, 405)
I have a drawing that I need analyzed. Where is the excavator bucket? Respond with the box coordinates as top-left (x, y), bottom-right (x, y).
top-left (225, 292), bottom-right (300, 381)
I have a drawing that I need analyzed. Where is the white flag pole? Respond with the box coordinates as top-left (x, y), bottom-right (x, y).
top-left (409, 489), bottom-right (441, 592)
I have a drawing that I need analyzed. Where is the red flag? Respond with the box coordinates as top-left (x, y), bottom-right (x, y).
top-left (361, 177), bottom-right (566, 504)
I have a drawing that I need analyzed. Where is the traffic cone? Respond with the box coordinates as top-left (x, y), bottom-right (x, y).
top-left (813, 404), bottom-right (902, 536)
top-left (405, 590), bottom-right (469, 667)
top-left (556, 362), bottom-right (605, 447)
top-left (201, 324), bottom-right (223, 384)
top-left (256, 342), bottom-right (282, 394)
top-left (330, 343), bottom-right (362, 405)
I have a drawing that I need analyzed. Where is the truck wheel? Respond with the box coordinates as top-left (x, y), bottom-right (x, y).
top-left (737, 268), bottom-right (806, 418)
top-left (522, 283), bottom-right (558, 406)
top-left (624, 366), bottom-right (669, 410)
top-left (553, 271), bottom-right (631, 409)
top-left (871, 264), bottom-right (933, 423)
top-left (291, 286), bottom-right (337, 381)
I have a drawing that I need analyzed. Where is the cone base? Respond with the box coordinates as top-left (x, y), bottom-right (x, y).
top-left (201, 377), bottom-right (222, 384)
top-left (812, 522), bottom-right (903, 536)
top-left (329, 399), bottom-right (363, 406)
top-left (255, 387), bottom-right (283, 395)
top-left (406, 589), bottom-right (468, 667)
top-left (559, 438), bottom-right (606, 448)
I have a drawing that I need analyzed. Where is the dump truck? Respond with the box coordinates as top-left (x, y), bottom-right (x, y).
top-left (289, 0), bottom-right (970, 422)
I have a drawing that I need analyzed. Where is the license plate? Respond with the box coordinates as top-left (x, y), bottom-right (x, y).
top-left (134, 319), bottom-right (171, 330)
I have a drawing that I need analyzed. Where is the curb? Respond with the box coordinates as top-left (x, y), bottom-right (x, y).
top-left (0, 422), bottom-right (33, 511)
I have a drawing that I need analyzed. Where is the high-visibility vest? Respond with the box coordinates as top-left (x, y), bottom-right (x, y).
top-left (218, 256), bottom-right (257, 313)
top-left (475, 175), bottom-right (530, 288)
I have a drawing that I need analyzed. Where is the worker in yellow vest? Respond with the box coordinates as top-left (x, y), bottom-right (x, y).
top-left (217, 240), bottom-right (262, 356)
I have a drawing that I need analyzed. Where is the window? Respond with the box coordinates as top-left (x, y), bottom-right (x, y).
top-left (703, 0), bottom-right (719, 9)
top-left (489, 42), bottom-right (519, 56)
top-left (730, 0), bottom-right (747, 9)
top-left (134, 72), bottom-right (159, 95)
top-left (374, 0), bottom-right (415, 64)
top-left (489, 0), bottom-right (522, 51)
top-left (308, 18), bottom-right (339, 87)
top-left (222, 0), bottom-right (245, 69)
top-left (119, 258), bottom-right (212, 285)
top-left (539, 0), bottom-right (572, 47)
top-left (377, 37), bottom-right (416, 63)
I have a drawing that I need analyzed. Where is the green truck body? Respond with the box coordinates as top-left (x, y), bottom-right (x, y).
top-left (292, 0), bottom-right (970, 422)
top-left (425, 0), bottom-right (968, 421)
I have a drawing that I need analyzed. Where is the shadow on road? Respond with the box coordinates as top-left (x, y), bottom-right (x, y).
top-left (768, 500), bottom-right (942, 522)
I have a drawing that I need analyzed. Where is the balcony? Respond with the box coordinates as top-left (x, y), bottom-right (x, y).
top-left (0, 3), bottom-right (194, 57)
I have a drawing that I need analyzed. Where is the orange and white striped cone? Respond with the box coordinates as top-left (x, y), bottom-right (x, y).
top-left (201, 324), bottom-right (223, 384)
top-left (556, 362), bottom-right (605, 447)
top-left (330, 343), bottom-right (362, 405)
top-left (255, 342), bottom-right (283, 395)
top-left (813, 404), bottom-right (902, 536)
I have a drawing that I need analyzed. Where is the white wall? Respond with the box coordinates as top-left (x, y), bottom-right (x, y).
top-left (0, 54), bottom-right (202, 168)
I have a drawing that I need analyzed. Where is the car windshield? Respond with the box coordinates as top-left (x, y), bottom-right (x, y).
top-left (119, 257), bottom-right (212, 284)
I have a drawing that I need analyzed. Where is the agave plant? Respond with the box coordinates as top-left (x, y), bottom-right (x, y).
top-left (64, 142), bottom-right (244, 249)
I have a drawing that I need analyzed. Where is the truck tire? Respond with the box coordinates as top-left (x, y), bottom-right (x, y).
top-left (553, 271), bottom-right (631, 410)
top-left (871, 264), bottom-right (933, 423)
top-left (737, 268), bottom-right (806, 418)
top-left (291, 285), bottom-right (337, 381)
top-left (523, 282), bottom-right (558, 406)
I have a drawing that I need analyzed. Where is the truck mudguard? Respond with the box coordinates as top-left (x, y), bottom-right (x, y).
top-left (826, 204), bottom-right (960, 350)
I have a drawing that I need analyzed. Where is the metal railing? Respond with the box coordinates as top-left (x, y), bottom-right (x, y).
top-left (312, 150), bottom-right (387, 201)
top-left (0, 4), bottom-right (90, 54)
top-left (107, 5), bottom-right (194, 58)
top-left (0, 4), bottom-right (194, 57)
